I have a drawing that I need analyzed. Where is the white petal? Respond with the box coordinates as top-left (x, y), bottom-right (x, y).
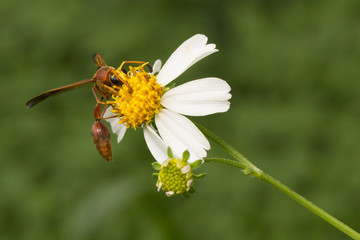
top-left (103, 106), bottom-right (116, 118)
top-left (143, 124), bottom-right (168, 164)
top-left (155, 109), bottom-right (210, 162)
top-left (161, 77), bottom-right (231, 116)
top-left (104, 107), bottom-right (127, 143)
top-left (156, 34), bottom-right (218, 86)
top-left (151, 59), bottom-right (162, 74)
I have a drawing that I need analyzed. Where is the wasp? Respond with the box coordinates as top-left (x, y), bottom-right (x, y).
top-left (26, 53), bottom-right (152, 162)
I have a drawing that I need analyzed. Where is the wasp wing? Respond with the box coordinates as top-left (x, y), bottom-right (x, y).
top-left (92, 53), bottom-right (108, 69)
top-left (26, 79), bottom-right (94, 108)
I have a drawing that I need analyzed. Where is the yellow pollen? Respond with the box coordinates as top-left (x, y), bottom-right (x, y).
top-left (107, 63), bottom-right (164, 129)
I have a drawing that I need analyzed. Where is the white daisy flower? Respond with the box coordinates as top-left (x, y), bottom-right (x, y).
top-left (104, 34), bottom-right (231, 162)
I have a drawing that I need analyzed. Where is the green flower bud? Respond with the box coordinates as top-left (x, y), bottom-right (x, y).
top-left (153, 149), bottom-right (206, 197)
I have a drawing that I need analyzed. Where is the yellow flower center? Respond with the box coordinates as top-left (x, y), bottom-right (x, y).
top-left (107, 63), bottom-right (164, 129)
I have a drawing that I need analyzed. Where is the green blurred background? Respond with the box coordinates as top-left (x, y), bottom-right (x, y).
top-left (2, 0), bottom-right (360, 239)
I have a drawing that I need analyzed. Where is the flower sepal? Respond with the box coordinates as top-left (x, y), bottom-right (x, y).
top-left (190, 159), bottom-right (202, 169)
top-left (182, 150), bottom-right (190, 162)
top-left (151, 162), bottom-right (161, 171)
top-left (193, 172), bottom-right (207, 179)
top-left (182, 186), bottom-right (195, 198)
top-left (167, 147), bottom-right (174, 158)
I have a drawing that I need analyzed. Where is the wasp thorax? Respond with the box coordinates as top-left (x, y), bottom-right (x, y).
top-left (106, 64), bottom-right (163, 129)
top-left (109, 73), bottom-right (123, 86)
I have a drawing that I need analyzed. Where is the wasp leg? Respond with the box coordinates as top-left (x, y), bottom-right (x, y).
top-left (91, 87), bottom-right (108, 105)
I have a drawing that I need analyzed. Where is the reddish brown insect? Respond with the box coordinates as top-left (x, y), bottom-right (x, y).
top-left (26, 53), bottom-right (151, 162)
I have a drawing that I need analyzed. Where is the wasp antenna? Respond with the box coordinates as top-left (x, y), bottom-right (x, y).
top-left (25, 79), bottom-right (94, 108)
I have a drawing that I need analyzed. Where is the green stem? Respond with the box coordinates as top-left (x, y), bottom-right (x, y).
top-left (195, 123), bottom-right (254, 168)
top-left (204, 157), bottom-right (247, 170)
top-left (195, 123), bottom-right (262, 177)
top-left (196, 123), bottom-right (360, 240)
top-left (260, 173), bottom-right (360, 240)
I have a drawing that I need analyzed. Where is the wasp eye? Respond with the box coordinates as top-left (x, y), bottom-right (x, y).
top-left (110, 73), bottom-right (123, 86)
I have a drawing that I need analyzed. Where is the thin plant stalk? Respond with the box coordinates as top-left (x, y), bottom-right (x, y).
top-left (196, 123), bottom-right (360, 240)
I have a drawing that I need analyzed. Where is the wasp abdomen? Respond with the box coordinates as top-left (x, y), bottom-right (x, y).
top-left (91, 120), bottom-right (112, 162)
